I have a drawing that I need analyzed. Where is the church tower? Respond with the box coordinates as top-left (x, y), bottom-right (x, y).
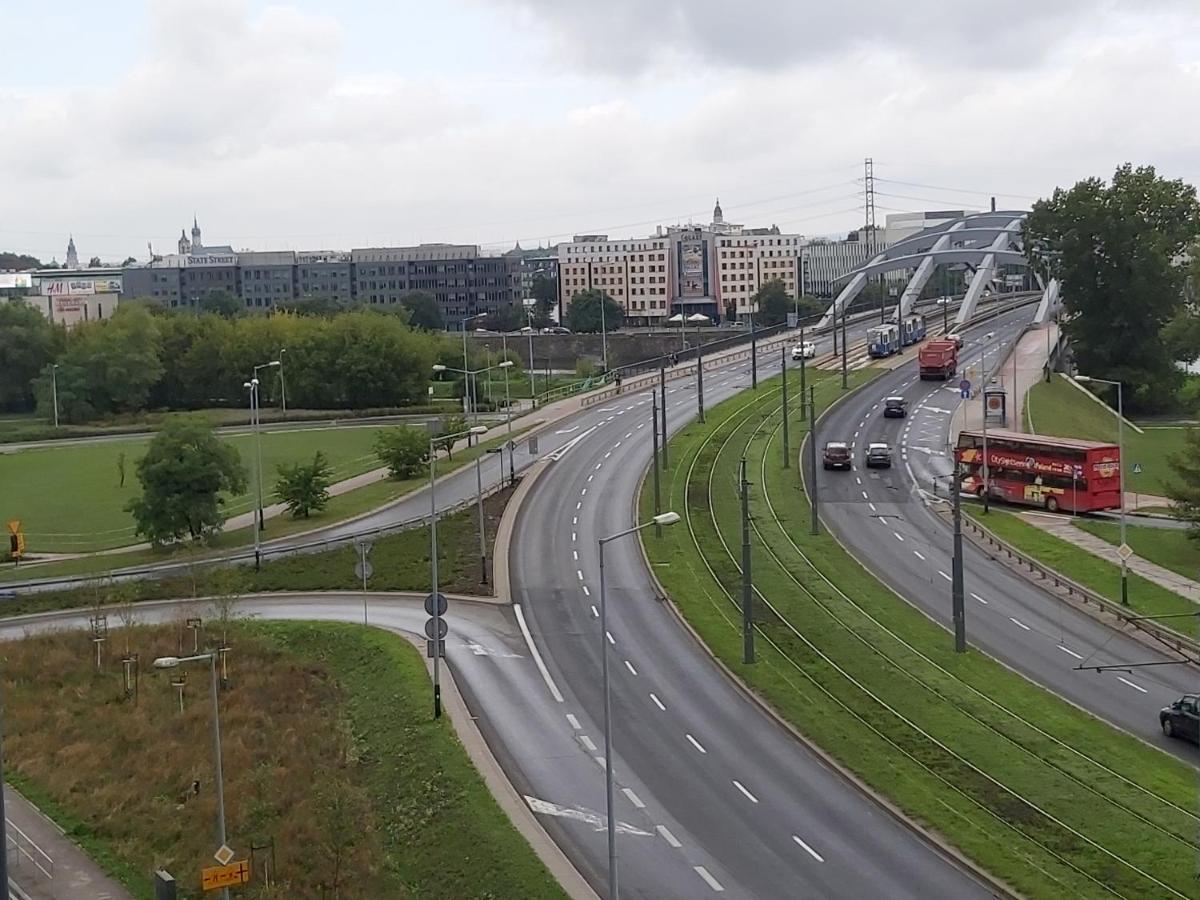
top-left (178, 229), bottom-right (192, 255)
top-left (191, 215), bottom-right (202, 253)
top-left (713, 198), bottom-right (724, 226)
top-left (66, 235), bottom-right (79, 269)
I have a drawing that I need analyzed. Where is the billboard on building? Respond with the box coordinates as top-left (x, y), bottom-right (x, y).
top-left (678, 237), bottom-right (708, 298)
top-left (41, 277), bottom-right (121, 296)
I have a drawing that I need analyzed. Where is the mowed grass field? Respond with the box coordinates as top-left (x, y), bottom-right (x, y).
top-left (1, 424), bottom-right (392, 552)
top-left (1024, 375), bottom-right (1188, 497)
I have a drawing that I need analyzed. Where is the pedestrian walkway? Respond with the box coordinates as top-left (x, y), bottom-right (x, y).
top-left (1016, 511), bottom-right (1200, 603)
top-left (5, 784), bottom-right (130, 900)
top-left (953, 321), bottom-right (1057, 440)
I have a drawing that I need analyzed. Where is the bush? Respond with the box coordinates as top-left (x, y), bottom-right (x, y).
top-left (373, 426), bottom-right (430, 480)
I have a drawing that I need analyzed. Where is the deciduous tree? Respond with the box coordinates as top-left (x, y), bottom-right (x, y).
top-left (0, 302), bottom-right (59, 412)
top-left (401, 291), bottom-right (444, 330)
top-left (373, 426), bottom-right (430, 480)
top-left (274, 450), bottom-right (335, 518)
top-left (566, 289), bottom-right (623, 334)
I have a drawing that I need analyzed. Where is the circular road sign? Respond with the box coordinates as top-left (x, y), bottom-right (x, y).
top-left (354, 560), bottom-right (374, 581)
top-left (424, 617), bottom-right (449, 640)
top-left (424, 592), bottom-right (449, 617)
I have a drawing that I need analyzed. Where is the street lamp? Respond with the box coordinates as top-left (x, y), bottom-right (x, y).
top-left (277, 348), bottom-right (287, 416)
top-left (597, 511), bottom-right (680, 900)
top-left (153, 653), bottom-right (230, 900)
top-left (429, 424), bottom-right (489, 717)
top-left (242, 378), bottom-right (262, 569)
top-left (1075, 375), bottom-right (1128, 604)
top-left (50, 363), bottom-right (60, 429)
top-left (433, 361), bottom-right (512, 429)
top-left (460, 313), bottom-right (488, 420)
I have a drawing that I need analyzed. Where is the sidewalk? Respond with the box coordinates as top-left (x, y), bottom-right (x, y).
top-left (5, 785), bottom-right (130, 900)
top-left (1016, 510), bottom-right (1200, 603)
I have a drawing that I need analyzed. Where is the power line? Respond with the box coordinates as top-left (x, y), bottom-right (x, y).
top-left (873, 177), bottom-right (1040, 202)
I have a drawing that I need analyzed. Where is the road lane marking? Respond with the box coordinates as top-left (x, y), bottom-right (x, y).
top-left (695, 867), bottom-right (725, 892)
top-left (572, 531), bottom-right (577, 542)
top-left (1057, 645), bottom-right (1083, 660)
top-left (913, 550), bottom-right (926, 561)
top-left (580, 735), bottom-right (597, 752)
top-left (1118, 676), bottom-right (1148, 694)
top-left (606, 631), bottom-right (615, 645)
top-left (566, 714), bottom-right (581, 730)
top-left (657, 825), bottom-right (682, 847)
top-left (971, 593), bottom-right (988, 605)
top-left (591, 605), bottom-right (599, 617)
top-left (868, 502), bottom-right (877, 512)
top-left (1009, 617), bottom-right (1031, 631)
top-left (604, 451), bottom-right (612, 459)
top-left (893, 532), bottom-right (904, 542)
top-left (595, 462), bottom-right (603, 470)
top-left (625, 432), bottom-right (633, 439)
top-left (614, 441), bottom-right (623, 448)
top-left (685, 734), bottom-right (707, 754)
top-left (524, 796), bottom-right (650, 836)
top-left (587, 474), bottom-right (594, 483)
top-left (732, 780), bottom-right (758, 803)
top-left (622, 788), bottom-right (646, 809)
top-left (792, 835), bottom-right (825, 862)
top-left (625, 660), bottom-right (638, 676)
top-left (650, 693), bottom-right (666, 711)
top-left (514, 604), bottom-right (564, 703)
top-left (573, 516), bottom-right (578, 525)
top-left (576, 501), bottom-right (582, 510)
top-left (577, 570), bottom-right (584, 581)
top-left (939, 570), bottom-right (951, 582)
top-left (581, 487), bottom-right (587, 496)
top-left (573, 550), bottom-right (579, 560)
top-left (582, 585), bottom-right (591, 597)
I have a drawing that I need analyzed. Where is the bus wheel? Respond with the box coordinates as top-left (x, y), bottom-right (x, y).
top-left (1046, 496), bottom-right (1060, 513)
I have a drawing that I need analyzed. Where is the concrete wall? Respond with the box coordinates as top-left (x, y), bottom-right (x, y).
top-left (470, 330), bottom-right (749, 371)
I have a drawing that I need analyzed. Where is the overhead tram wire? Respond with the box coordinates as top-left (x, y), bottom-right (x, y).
top-left (871, 177), bottom-right (1040, 203)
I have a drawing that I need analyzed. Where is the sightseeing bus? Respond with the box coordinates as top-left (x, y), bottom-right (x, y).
top-left (867, 323), bottom-right (900, 358)
top-left (954, 429), bottom-right (1121, 513)
top-left (899, 314), bottom-right (926, 347)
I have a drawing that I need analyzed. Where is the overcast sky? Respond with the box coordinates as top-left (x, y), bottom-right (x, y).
top-left (2, 0), bottom-right (1198, 263)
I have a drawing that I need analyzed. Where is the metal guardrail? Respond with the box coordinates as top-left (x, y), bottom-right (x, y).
top-left (957, 512), bottom-right (1200, 663)
top-left (6, 818), bottom-right (54, 884)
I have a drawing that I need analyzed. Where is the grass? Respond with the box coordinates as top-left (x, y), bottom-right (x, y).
top-left (1075, 518), bottom-right (1200, 584)
top-left (643, 367), bottom-right (1200, 899)
top-left (3, 620), bottom-right (565, 900)
top-left (1, 424), bottom-right (533, 579)
top-left (964, 507), bottom-right (1197, 631)
top-left (0, 486), bottom-right (511, 619)
top-left (1024, 375), bottom-right (1188, 497)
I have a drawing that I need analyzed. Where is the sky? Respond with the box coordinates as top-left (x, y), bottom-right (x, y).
top-left (2, 0), bottom-right (1199, 264)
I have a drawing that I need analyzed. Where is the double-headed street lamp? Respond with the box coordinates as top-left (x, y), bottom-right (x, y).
top-left (433, 361), bottom-right (513, 428)
top-left (1075, 374), bottom-right (1129, 605)
top-left (597, 511), bottom-right (680, 900)
top-left (153, 653), bottom-right (230, 900)
top-left (244, 358), bottom-right (282, 570)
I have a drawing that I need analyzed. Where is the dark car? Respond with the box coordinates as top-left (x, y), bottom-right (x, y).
top-left (1160, 695), bottom-right (1200, 743)
top-left (822, 441), bottom-right (851, 471)
top-left (883, 396), bottom-right (908, 418)
top-left (865, 442), bottom-right (892, 468)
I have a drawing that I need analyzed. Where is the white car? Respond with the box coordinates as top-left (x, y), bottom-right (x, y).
top-left (791, 341), bottom-right (817, 360)
top-left (945, 332), bottom-right (964, 348)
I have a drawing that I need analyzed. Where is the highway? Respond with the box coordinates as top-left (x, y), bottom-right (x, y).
top-left (810, 307), bottom-right (1200, 765)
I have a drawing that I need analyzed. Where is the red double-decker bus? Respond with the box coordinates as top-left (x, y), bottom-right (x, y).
top-left (954, 429), bottom-right (1121, 513)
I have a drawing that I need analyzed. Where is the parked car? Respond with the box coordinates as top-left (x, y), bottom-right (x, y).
top-left (791, 341), bottom-right (816, 360)
top-left (822, 441), bottom-right (852, 471)
top-left (945, 332), bottom-right (964, 349)
top-left (865, 442), bottom-right (893, 468)
top-left (1160, 695), bottom-right (1200, 743)
top-left (883, 396), bottom-right (908, 418)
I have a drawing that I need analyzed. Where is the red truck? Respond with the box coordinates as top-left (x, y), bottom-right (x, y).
top-left (918, 339), bottom-right (957, 380)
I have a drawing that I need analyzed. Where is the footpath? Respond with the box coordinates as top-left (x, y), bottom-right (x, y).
top-left (952, 321), bottom-right (1057, 439)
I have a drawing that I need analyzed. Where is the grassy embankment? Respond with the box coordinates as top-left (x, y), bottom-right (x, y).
top-left (4, 620), bottom-right (566, 900)
top-left (643, 368), bottom-right (1200, 899)
top-left (1074, 518), bottom-right (1199, 584)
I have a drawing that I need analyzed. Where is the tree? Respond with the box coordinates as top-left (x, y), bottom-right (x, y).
top-left (120, 256), bottom-right (137, 267)
top-left (401, 291), bottom-right (444, 330)
top-left (566, 289), bottom-right (624, 334)
top-left (273, 450), bottom-right (334, 518)
top-left (87, 256), bottom-right (102, 268)
top-left (434, 414), bottom-right (468, 459)
top-left (198, 289), bottom-right (242, 318)
top-left (483, 302), bottom-right (524, 333)
top-left (1167, 428), bottom-right (1200, 540)
top-left (0, 302), bottom-right (59, 412)
top-left (752, 279), bottom-right (792, 326)
top-left (530, 275), bottom-right (557, 327)
top-left (0, 252), bottom-right (41, 270)
top-left (1162, 307), bottom-right (1200, 364)
top-left (125, 420), bottom-right (248, 545)
top-left (373, 426), bottom-right (430, 479)
top-left (1025, 163), bottom-right (1200, 412)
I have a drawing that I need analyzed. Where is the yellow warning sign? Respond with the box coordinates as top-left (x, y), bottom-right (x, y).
top-left (202, 860), bottom-right (250, 890)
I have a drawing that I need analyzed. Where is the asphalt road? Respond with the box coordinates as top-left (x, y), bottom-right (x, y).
top-left (509, 322), bottom-right (998, 898)
top-left (810, 307), bottom-right (1200, 765)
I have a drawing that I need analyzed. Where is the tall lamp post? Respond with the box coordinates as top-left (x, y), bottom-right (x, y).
top-left (153, 653), bottom-right (230, 900)
top-left (598, 511), bottom-right (680, 900)
top-left (460, 313), bottom-right (488, 421)
top-left (251, 359), bottom-right (281, 548)
top-left (1075, 375), bottom-right (1128, 604)
top-left (242, 377), bottom-right (262, 570)
top-left (429, 424), bottom-right (489, 717)
top-left (433, 361), bottom-right (513, 431)
top-left (50, 363), bottom-right (60, 428)
top-left (277, 348), bottom-right (287, 416)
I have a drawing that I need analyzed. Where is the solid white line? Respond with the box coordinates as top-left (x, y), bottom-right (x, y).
top-left (513, 604), bottom-right (564, 703)
top-left (913, 550), bottom-right (926, 561)
top-left (938, 570), bottom-right (951, 582)
top-left (582, 585), bottom-right (591, 597)
top-left (591, 605), bottom-right (599, 618)
top-left (650, 693), bottom-right (666, 711)
top-left (732, 780), bottom-right (759, 803)
top-left (792, 834), bottom-right (825, 862)
top-left (580, 735), bottom-right (597, 752)
top-left (893, 532), bottom-right (904, 542)
top-left (566, 713), bottom-right (581, 730)
top-left (971, 592), bottom-right (988, 605)
top-left (1009, 617), bottom-right (1031, 631)
top-left (685, 734), bottom-right (707, 754)
top-left (1118, 676), bottom-right (1148, 694)
top-left (1057, 645), bottom-right (1083, 660)
top-left (625, 660), bottom-right (638, 676)
top-left (622, 788), bottom-right (646, 809)
top-left (657, 825), bottom-right (682, 847)
top-left (695, 866), bottom-right (725, 892)
top-left (606, 631), bottom-right (615, 645)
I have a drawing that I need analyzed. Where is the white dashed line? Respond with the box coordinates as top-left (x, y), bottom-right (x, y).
top-left (573, 550), bottom-right (579, 561)
top-left (614, 441), bottom-right (623, 448)
top-left (576, 501), bottom-right (582, 510)
top-left (604, 451), bottom-right (612, 459)
top-left (566, 713), bottom-right (581, 730)
top-left (732, 780), bottom-right (759, 803)
top-left (580, 735), bottom-right (597, 752)
top-left (573, 516), bottom-right (578, 525)
top-left (1057, 644), bottom-right (1083, 660)
top-left (855, 477), bottom-right (862, 485)
top-left (591, 605), bottom-right (599, 618)
top-left (622, 787), bottom-right (646, 809)
top-left (695, 867), bottom-right (725, 892)
top-left (793, 835), bottom-right (825, 863)
top-left (625, 660), bottom-right (638, 676)
top-left (582, 585), bottom-right (591, 597)
top-left (595, 462), bottom-right (603, 470)
top-left (650, 693), bottom-right (666, 711)
top-left (657, 825), bottom-right (682, 847)
top-left (638, 423), bottom-right (646, 429)
top-left (572, 531), bottom-right (577, 542)
top-left (860, 491), bottom-right (868, 500)
top-left (587, 474), bottom-right (594, 483)
top-left (606, 631), bottom-right (615, 645)
top-left (913, 550), bottom-right (926, 561)
top-left (1118, 676), bottom-right (1148, 694)
top-left (581, 487), bottom-right (587, 496)
top-left (938, 571), bottom-right (951, 582)
top-left (1009, 617), bottom-right (1031, 631)
top-left (893, 532), bottom-right (904, 542)
top-left (686, 734), bottom-right (708, 754)
top-left (577, 570), bottom-right (584, 581)
top-left (868, 502), bottom-right (877, 513)
top-left (971, 592), bottom-right (988, 605)
top-left (625, 432), bottom-right (634, 439)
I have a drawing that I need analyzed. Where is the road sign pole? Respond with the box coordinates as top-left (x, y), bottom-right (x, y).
top-left (781, 347), bottom-right (790, 469)
top-left (208, 654), bottom-right (231, 900)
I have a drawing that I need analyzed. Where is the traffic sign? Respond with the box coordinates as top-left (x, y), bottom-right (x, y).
top-left (354, 559), bottom-right (374, 581)
top-left (202, 860), bottom-right (250, 891)
top-left (1116, 543), bottom-right (1134, 562)
top-left (959, 378), bottom-right (971, 400)
top-left (354, 539), bottom-right (374, 554)
top-left (424, 617), bottom-right (449, 640)
top-left (1132, 463), bottom-right (1143, 475)
top-left (528, 435), bottom-right (539, 455)
top-left (213, 844), bottom-right (235, 865)
top-left (426, 639), bottom-right (446, 658)
top-left (5, 520), bottom-right (19, 536)
top-left (424, 592), bottom-right (448, 617)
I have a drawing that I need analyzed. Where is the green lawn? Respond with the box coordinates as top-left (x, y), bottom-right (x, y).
top-left (965, 507), bottom-right (1197, 632)
top-left (644, 369), bottom-right (1200, 899)
top-left (1075, 518), bottom-right (1200, 584)
top-left (1024, 375), bottom-right (1188, 497)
